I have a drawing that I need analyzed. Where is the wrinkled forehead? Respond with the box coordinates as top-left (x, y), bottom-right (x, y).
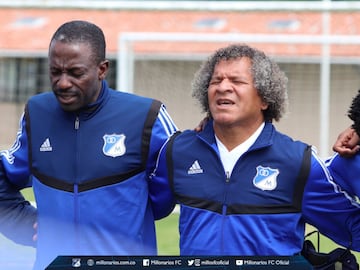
top-left (213, 57), bottom-right (252, 71)
top-left (49, 40), bottom-right (93, 56)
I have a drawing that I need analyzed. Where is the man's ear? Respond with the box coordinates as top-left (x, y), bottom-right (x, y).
top-left (98, 60), bottom-right (109, 80)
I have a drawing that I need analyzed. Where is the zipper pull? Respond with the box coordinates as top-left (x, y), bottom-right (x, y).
top-left (75, 116), bottom-right (80, 130)
top-left (226, 171), bottom-right (230, 183)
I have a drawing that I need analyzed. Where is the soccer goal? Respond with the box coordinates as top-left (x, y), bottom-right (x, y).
top-left (117, 10), bottom-right (360, 158)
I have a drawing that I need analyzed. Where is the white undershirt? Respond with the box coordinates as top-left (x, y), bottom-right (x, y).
top-left (215, 122), bottom-right (265, 176)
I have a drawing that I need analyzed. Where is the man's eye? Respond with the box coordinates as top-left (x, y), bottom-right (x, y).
top-left (230, 78), bottom-right (247, 84)
top-left (50, 70), bottom-right (61, 76)
top-left (71, 72), bottom-right (83, 77)
top-left (210, 80), bottom-right (220, 85)
top-left (69, 70), bottom-right (85, 78)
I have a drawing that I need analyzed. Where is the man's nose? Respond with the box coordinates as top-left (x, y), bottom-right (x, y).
top-left (217, 79), bottom-right (232, 91)
top-left (57, 73), bottom-right (72, 89)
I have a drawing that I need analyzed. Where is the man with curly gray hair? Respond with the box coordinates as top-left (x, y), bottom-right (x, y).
top-left (192, 43), bottom-right (288, 123)
top-left (153, 43), bottom-right (360, 258)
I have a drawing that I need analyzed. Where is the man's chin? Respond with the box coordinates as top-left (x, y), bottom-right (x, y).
top-left (59, 102), bottom-right (80, 112)
top-left (212, 114), bottom-right (234, 125)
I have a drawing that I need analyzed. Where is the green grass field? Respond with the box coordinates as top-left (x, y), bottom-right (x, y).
top-left (21, 188), bottom-right (360, 262)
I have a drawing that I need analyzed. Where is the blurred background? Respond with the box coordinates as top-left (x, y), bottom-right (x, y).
top-left (1, 0), bottom-right (360, 268)
top-left (1, 0), bottom-right (360, 157)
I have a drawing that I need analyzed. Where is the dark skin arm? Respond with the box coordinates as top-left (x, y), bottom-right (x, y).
top-left (194, 116), bottom-right (210, 132)
top-left (332, 126), bottom-right (360, 157)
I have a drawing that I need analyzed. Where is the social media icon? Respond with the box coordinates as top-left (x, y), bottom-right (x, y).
top-left (236, 260), bottom-right (243, 266)
top-left (143, 259), bottom-right (150, 266)
top-left (188, 260), bottom-right (194, 266)
top-left (72, 258), bottom-right (81, 267)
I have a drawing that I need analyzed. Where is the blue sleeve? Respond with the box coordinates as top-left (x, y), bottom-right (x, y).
top-left (147, 104), bottom-right (177, 220)
top-left (1, 113), bottom-right (32, 188)
top-left (0, 113), bottom-right (37, 246)
top-left (326, 153), bottom-right (360, 198)
top-left (0, 165), bottom-right (37, 247)
top-left (302, 149), bottom-right (360, 251)
top-left (149, 138), bottom-right (176, 220)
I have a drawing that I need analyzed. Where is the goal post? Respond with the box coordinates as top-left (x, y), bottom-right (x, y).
top-left (117, 31), bottom-right (360, 157)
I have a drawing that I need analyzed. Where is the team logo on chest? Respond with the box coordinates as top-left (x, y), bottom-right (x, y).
top-left (253, 165), bottom-right (279, 191)
top-left (102, 134), bottom-right (126, 157)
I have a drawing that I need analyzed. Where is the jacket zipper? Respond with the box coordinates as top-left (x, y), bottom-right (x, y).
top-left (199, 136), bottom-right (232, 253)
top-left (222, 170), bottom-right (231, 214)
top-left (221, 170), bottom-right (231, 253)
top-left (74, 116), bottom-right (80, 251)
top-left (75, 116), bottom-right (80, 130)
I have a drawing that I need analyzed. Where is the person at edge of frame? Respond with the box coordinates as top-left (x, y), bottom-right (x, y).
top-left (0, 20), bottom-right (178, 270)
top-left (327, 89), bottom-right (360, 199)
top-left (151, 44), bottom-right (360, 259)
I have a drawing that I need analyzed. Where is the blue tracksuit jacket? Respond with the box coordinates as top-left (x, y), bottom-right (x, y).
top-left (154, 120), bottom-right (360, 255)
top-left (326, 153), bottom-right (360, 200)
top-left (0, 80), bottom-right (177, 270)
